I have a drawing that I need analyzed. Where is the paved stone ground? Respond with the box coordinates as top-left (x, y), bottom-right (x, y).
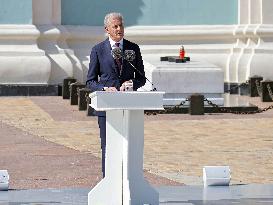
top-left (2, 184), bottom-right (273, 205)
top-left (0, 96), bottom-right (180, 190)
top-left (0, 95), bottom-right (273, 189)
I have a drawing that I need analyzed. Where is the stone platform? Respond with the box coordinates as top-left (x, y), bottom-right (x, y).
top-left (1, 96), bottom-right (273, 204)
top-left (1, 184), bottom-right (273, 204)
top-left (142, 55), bottom-right (224, 106)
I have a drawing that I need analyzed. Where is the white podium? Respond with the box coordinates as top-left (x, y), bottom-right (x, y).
top-left (88, 91), bottom-right (164, 205)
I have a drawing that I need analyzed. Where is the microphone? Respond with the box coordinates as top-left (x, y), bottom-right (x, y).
top-left (111, 47), bottom-right (122, 60)
top-left (124, 50), bottom-right (136, 61)
top-left (124, 50), bottom-right (157, 91)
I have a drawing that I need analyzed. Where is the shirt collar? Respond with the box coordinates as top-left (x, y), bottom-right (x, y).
top-left (109, 37), bottom-right (123, 49)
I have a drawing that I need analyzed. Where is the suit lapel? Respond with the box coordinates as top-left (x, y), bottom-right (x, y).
top-left (121, 39), bottom-right (129, 75)
top-left (103, 39), bottom-right (119, 75)
top-left (123, 39), bottom-right (128, 51)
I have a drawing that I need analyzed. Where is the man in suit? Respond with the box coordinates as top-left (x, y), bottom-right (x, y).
top-left (86, 12), bottom-right (146, 177)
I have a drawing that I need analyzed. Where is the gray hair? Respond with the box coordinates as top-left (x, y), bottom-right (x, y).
top-left (104, 12), bottom-right (123, 27)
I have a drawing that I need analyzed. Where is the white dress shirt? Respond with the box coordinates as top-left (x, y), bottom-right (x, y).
top-left (109, 37), bottom-right (123, 50)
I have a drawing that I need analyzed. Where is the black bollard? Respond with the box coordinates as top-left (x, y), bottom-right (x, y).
top-left (62, 77), bottom-right (76, 99)
top-left (189, 94), bottom-right (204, 115)
top-left (261, 80), bottom-right (273, 102)
top-left (58, 84), bottom-right (63, 96)
top-left (70, 82), bottom-right (86, 105)
top-left (86, 95), bottom-right (96, 116)
top-left (249, 75), bottom-right (263, 97)
top-left (78, 88), bottom-right (91, 111)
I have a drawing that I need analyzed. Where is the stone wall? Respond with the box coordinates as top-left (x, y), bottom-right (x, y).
top-left (0, 0), bottom-right (273, 86)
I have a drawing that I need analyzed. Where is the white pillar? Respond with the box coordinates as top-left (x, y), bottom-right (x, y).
top-left (262, 0), bottom-right (273, 24)
top-left (238, 0), bottom-right (250, 24)
top-left (32, 0), bottom-right (84, 84)
top-left (33, 0), bottom-right (56, 25)
top-left (52, 0), bottom-right (61, 25)
top-left (232, 0), bottom-right (273, 82)
top-left (32, 0), bottom-right (61, 25)
top-left (250, 0), bottom-right (262, 24)
top-left (228, 0), bottom-right (250, 83)
top-left (248, 0), bottom-right (273, 80)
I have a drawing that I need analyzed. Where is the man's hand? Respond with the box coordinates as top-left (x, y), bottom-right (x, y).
top-left (120, 80), bottom-right (132, 91)
top-left (104, 87), bottom-right (118, 92)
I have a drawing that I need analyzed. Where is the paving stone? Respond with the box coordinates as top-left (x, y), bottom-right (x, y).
top-left (0, 95), bottom-right (273, 188)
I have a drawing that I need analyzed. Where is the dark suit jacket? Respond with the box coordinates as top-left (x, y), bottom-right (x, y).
top-left (86, 38), bottom-right (146, 116)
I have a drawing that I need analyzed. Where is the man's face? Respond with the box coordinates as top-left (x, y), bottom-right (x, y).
top-left (105, 17), bottom-right (124, 42)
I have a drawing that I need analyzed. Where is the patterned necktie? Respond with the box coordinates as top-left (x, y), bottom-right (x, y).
top-left (115, 43), bottom-right (122, 71)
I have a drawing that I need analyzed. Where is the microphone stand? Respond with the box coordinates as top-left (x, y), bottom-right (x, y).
top-left (127, 61), bottom-right (157, 91)
top-left (114, 49), bottom-right (157, 91)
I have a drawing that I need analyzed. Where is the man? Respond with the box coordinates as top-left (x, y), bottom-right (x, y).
top-left (86, 12), bottom-right (146, 177)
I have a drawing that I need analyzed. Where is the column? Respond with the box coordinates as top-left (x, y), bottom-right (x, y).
top-left (33, 0), bottom-right (80, 84)
top-left (248, 0), bottom-right (273, 81)
top-left (233, 0), bottom-right (273, 83)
